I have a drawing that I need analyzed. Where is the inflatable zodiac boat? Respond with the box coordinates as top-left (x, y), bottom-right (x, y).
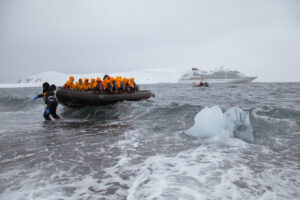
top-left (56, 87), bottom-right (154, 108)
top-left (193, 82), bottom-right (209, 87)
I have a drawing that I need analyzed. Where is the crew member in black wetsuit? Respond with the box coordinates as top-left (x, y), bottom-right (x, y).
top-left (34, 82), bottom-right (60, 120)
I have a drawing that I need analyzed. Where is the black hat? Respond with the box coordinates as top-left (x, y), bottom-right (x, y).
top-left (51, 84), bottom-right (56, 90)
top-left (43, 82), bottom-right (50, 88)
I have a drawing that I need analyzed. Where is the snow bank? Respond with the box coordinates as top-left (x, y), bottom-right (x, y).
top-left (0, 68), bottom-right (187, 88)
top-left (186, 106), bottom-right (254, 143)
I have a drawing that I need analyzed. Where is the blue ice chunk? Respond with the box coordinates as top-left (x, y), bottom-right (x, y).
top-left (186, 106), bottom-right (254, 143)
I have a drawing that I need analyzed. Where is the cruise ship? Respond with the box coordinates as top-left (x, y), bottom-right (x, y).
top-left (178, 67), bottom-right (257, 84)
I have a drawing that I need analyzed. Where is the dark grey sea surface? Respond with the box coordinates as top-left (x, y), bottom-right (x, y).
top-left (0, 83), bottom-right (299, 200)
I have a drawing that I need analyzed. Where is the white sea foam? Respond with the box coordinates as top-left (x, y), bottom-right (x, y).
top-left (126, 144), bottom-right (299, 200)
top-left (186, 106), bottom-right (254, 143)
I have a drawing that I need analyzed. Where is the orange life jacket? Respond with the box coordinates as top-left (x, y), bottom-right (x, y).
top-left (83, 82), bottom-right (89, 90)
top-left (89, 81), bottom-right (95, 88)
top-left (102, 80), bottom-right (108, 89)
top-left (116, 80), bottom-right (121, 88)
top-left (128, 81), bottom-right (134, 88)
top-left (68, 81), bottom-right (75, 89)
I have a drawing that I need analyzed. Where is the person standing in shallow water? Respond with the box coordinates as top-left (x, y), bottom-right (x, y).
top-left (34, 82), bottom-right (61, 120)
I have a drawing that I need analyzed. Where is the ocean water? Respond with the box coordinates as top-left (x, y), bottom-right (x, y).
top-left (0, 83), bottom-right (299, 200)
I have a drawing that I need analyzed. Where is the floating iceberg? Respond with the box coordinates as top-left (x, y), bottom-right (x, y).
top-left (186, 106), bottom-right (254, 143)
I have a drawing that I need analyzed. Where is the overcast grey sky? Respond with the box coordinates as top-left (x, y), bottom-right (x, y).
top-left (0, 0), bottom-right (299, 83)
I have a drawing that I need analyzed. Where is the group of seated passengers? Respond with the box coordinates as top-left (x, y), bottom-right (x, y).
top-left (63, 75), bottom-right (138, 93)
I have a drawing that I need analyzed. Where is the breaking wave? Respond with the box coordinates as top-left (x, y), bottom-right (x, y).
top-left (0, 96), bottom-right (37, 111)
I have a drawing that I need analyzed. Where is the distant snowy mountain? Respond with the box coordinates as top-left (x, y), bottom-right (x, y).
top-left (17, 71), bottom-right (69, 85)
top-left (0, 68), bottom-right (187, 88)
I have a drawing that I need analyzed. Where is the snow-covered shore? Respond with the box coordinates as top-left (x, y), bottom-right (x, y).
top-left (0, 68), bottom-right (187, 88)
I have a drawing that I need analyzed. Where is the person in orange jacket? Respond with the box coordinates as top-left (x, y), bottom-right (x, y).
top-left (128, 78), bottom-right (136, 92)
top-left (67, 76), bottom-right (75, 89)
top-left (63, 80), bottom-right (70, 88)
top-left (121, 78), bottom-right (127, 92)
top-left (103, 77), bottom-right (113, 93)
top-left (110, 77), bottom-right (118, 93)
top-left (74, 82), bottom-right (79, 89)
top-left (93, 77), bottom-right (104, 93)
top-left (77, 78), bottom-right (83, 90)
top-left (115, 77), bottom-right (121, 93)
top-left (83, 78), bottom-right (90, 90)
top-left (103, 74), bottom-right (110, 81)
top-left (89, 78), bottom-right (95, 89)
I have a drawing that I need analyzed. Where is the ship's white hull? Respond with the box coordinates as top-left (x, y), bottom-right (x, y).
top-left (178, 77), bottom-right (257, 84)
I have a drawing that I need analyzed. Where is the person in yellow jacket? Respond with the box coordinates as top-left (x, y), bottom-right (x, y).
top-left (83, 78), bottom-right (90, 90)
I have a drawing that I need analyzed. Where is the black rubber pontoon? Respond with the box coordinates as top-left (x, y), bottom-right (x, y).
top-left (56, 87), bottom-right (155, 108)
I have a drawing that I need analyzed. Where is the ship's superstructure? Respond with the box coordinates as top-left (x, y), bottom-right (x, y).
top-left (178, 67), bottom-right (256, 83)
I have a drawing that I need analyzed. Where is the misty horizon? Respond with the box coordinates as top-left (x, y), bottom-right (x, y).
top-left (1, 0), bottom-right (299, 83)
